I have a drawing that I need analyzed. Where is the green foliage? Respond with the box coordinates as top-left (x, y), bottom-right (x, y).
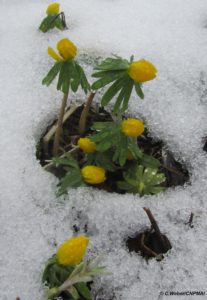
top-left (42, 62), bottom-right (63, 86)
top-left (50, 119), bottom-right (162, 196)
top-left (39, 13), bottom-right (66, 33)
top-left (53, 154), bottom-right (85, 196)
top-left (90, 120), bottom-right (143, 167)
top-left (42, 255), bottom-right (74, 288)
top-left (117, 164), bottom-right (166, 195)
top-left (93, 56), bottom-right (129, 71)
top-left (86, 151), bottom-right (117, 172)
top-left (42, 255), bottom-right (93, 300)
top-left (42, 60), bottom-right (90, 94)
top-left (140, 154), bottom-right (161, 169)
top-left (92, 56), bottom-right (144, 112)
top-left (43, 255), bottom-right (110, 300)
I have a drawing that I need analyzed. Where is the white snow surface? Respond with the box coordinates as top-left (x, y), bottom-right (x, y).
top-left (1, 0), bottom-right (207, 299)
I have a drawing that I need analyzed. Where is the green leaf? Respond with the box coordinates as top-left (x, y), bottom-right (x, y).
top-left (150, 173), bottom-right (166, 185)
top-left (42, 255), bottom-right (57, 284)
top-left (94, 152), bottom-right (116, 171)
top-left (54, 16), bottom-right (65, 30)
top-left (119, 148), bottom-right (128, 166)
top-left (94, 57), bottom-right (129, 71)
top-left (69, 262), bottom-right (85, 279)
top-left (96, 140), bottom-right (113, 152)
top-left (136, 165), bottom-right (144, 180)
top-left (112, 147), bottom-right (121, 162)
top-left (57, 61), bottom-right (72, 93)
top-left (42, 62), bottom-right (62, 86)
top-left (69, 61), bottom-right (90, 94)
top-left (149, 186), bottom-right (166, 194)
top-left (90, 131), bottom-right (110, 142)
top-left (113, 88), bottom-right (126, 113)
top-left (42, 257), bottom-right (74, 288)
top-left (143, 168), bottom-right (157, 183)
top-left (91, 121), bottom-right (114, 130)
top-left (91, 70), bottom-right (126, 90)
top-left (128, 140), bottom-right (143, 159)
top-left (141, 154), bottom-right (160, 168)
top-left (117, 181), bottom-right (133, 191)
top-left (75, 283), bottom-right (92, 300)
top-left (76, 63), bottom-right (91, 94)
top-left (70, 62), bottom-right (80, 93)
top-left (121, 78), bottom-right (134, 112)
top-left (53, 154), bottom-right (79, 169)
top-left (101, 77), bottom-right (127, 107)
top-left (57, 170), bottom-right (84, 196)
top-left (39, 14), bottom-right (57, 32)
top-left (67, 286), bottom-right (79, 300)
top-left (135, 82), bottom-right (144, 99)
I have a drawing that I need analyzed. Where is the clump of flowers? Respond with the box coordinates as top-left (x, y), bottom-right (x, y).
top-left (39, 3), bottom-right (67, 33)
top-left (42, 41), bottom-right (166, 196)
top-left (42, 235), bottom-right (110, 300)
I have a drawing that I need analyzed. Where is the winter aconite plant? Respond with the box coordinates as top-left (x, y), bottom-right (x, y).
top-left (42, 38), bottom-right (90, 156)
top-left (91, 56), bottom-right (157, 112)
top-left (43, 235), bottom-right (110, 300)
top-left (39, 3), bottom-right (67, 33)
top-left (52, 115), bottom-right (165, 196)
top-left (40, 38), bottom-right (169, 196)
top-left (117, 165), bottom-right (166, 195)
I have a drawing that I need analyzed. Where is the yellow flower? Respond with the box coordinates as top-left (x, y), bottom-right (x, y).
top-left (121, 119), bottom-right (145, 137)
top-left (57, 236), bottom-right (89, 266)
top-left (48, 38), bottom-right (77, 62)
top-left (81, 166), bottom-right (106, 184)
top-left (46, 3), bottom-right (60, 15)
top-left (128, 59), bottom-right (157, 83)
top-left (78, 138), bottom-right (97, 153)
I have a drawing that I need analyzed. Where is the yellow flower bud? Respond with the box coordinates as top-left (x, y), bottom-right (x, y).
top-left (48, 38), bottom-right (77, 61)
top-left (46, 3), bottom-right (60, 15)
top-left (57, 38), bottom-right (77, 60)
top-left (128, 59), bottom-right (157, 83)
top-left (57, 236), bottom-right (89, 266)
top-left (121, 119), bottom-right (145, 137)
top-left (81, 166), bottom-right (106, 184)
top-left (78, 138), bottom-right (96, 153)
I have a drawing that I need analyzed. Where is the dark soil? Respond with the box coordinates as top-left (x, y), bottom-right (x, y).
top-left (126, 208), bottom-right (172, 260)
top-left (127, 230), bottom-right (172, 260)
top-left (36, 105), bottom-right (189, 193)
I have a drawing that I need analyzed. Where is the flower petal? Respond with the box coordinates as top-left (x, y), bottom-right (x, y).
top-left (47, 47), bottom-right (62, 61)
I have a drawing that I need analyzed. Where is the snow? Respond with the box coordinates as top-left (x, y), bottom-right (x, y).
top-left (0, 0), bottom-right (207, 299)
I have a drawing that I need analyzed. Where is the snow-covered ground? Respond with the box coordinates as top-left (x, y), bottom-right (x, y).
top-left (1, 0), bottom-right (207, 299)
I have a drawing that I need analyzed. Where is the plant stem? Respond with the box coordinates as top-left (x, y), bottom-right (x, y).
top-left (53, 92), bottom-right (69, 156)
top-left (143, 207), bottom-right (165, 246)
top-left (79, 92), bottom-right (96, 135)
